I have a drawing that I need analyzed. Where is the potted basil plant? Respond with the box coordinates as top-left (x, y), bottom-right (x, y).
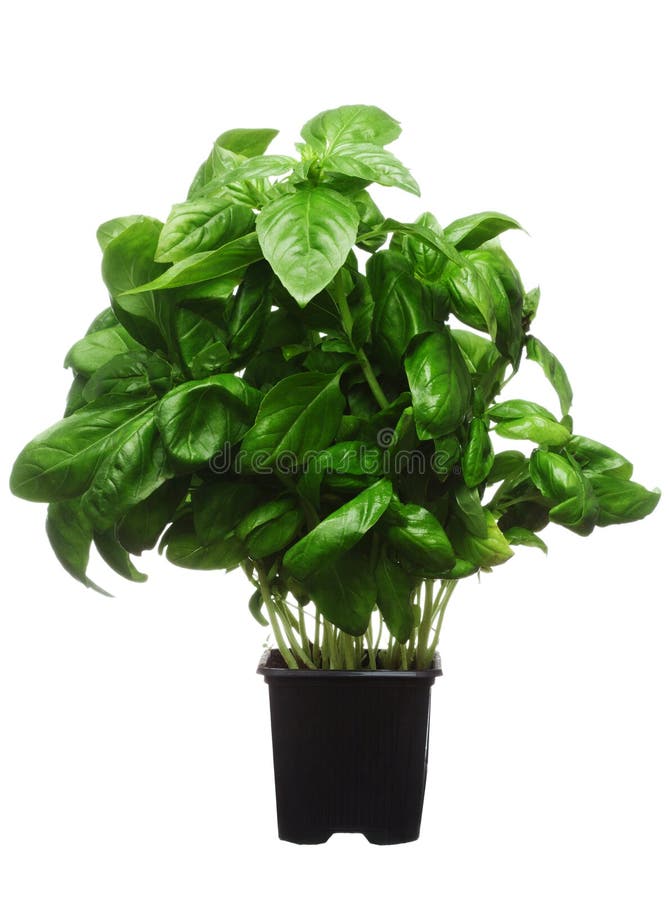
top-left (9, 105), bottom-right (660, 845)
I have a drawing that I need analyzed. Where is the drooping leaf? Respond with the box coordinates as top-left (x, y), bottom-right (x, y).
top-left (442, 211), bottom-right (521, 250)
top-left (525, 336), bottom-right (573, 416)
top-left (449, 510), bottom-right (514, 568)
top-left (284, 478), bottom-right (392, 580)
top-left (93, 529), bottom-right (147, 582)
top-left (256, 187), bottom-right (359, 306)
top-left (567, 434), bottom-right (633, 479)
top-left (305, 545), bottom-right (377, 636)
top-left (502, 526), bottom-right (548, 554)
top-left (45, 500), bottom-right (110, 594)
top-left (117, 478), bottom-right (190, 556)
top-left (584, 473), bottom-right (660, 526)
top-left (162, 515), bottom-right (245, 570)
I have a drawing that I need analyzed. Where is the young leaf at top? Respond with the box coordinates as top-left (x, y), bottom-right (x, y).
top-left (300, 104), bottom-right (401, 153)
top-left (256, 187), bottom-right (359, 306)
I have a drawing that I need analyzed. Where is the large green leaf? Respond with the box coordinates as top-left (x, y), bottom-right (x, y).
top-left (443, 211), bottom-right (521, 250)
top-left (368, 250), bottom-right (433, 369)
top-left (256, 187), bottom-right (359, 306)
top-left (81, 413), bottom-right (171, 531)
top-left (117, 478), bottom-right (189, 555)
top-left (525, 336), bottom-right (573, 416)
top-left (45, 500), bottom-right (110, 594)
top-left (96, 216), bottom-right (147, 252)
top-left (405, 330), bottom-right (472, 440)
top-left (375, 552), bottom-right (416, 642)
top-left (462, 418), bottom-right (494, 488)
top-left (284, 478), bottom-right (392, 580)
top-left (209, 155), bottom-right (296, 186)
top-left (321, 143), bottom-right (420, 196)
top-left (529, 449), bottom-right (599, 535)
top-left (93, 530), bottom-right (147, 582)
top-left (449, 509), bottom-right (514, 568)
top-left (495, 415), bottom-right (571, 446)
top-left (155, 197), bottom-right (254, 263)
top-left (193, 481), bottom-right (263, 544)
top-left (301, 104), bottom-right (401, 152)
top-left (385, 500), bottom-right (456, 575)
top-left (123, 232), bottom-right (262, 293)
top-left (240, 371), bottom-right (345, 465)
top-left (584, 473), bottom-right (660, 526)
top-left (10, 397), bottom-right (156, 502)
top-left (567, 434), bottom-right (633, 479)
top-left (161, 515), bottom-right (245, 570)
top-left (101, 218), bottom-right (170, 352)
top-left (64, 326), bottom-right (141, 377)
top-left (237, 498), bottom-right (303, 559)
top-left (305, 545), bottom-right (377, 636)
top-left (157, 375), bottom-right (260, 466)
top-left (187, 129), bottom-right (278, 198)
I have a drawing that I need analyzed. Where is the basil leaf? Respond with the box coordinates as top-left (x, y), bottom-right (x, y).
top-left (96, 216), bottom-right (147, 252)
top-left (487, 450), bottom-right (527, 484)
top-left (93, 530), bottom-right (147, 582)
top-left (306, 545), bottom-right (377, 636)
top-left (256, 187), bottom-right (359, 306)
top-left (301, 104), bottom-right (401, 152)
top-left (322, 142), bottom-right (420, 196)
top-left (443, 211), bottom-right (522, 250)
top-left (45, 500), bottom-right (110, 595)
top-left (403, 212), bottom-right (446, 282)
top-left (567, 434), bottom-right (633, 479)
top-left (375, 552), bottom-right (416, 643)
top-left (284, 478), bottom-right (392, 580)
top-left (495, 415), bottom-right (571, 447)
top-left (212, 128), bottom-right (279, 158)
top-left (82, 350), bottom-right (172, 402)
top-left (162, 515), bottom-right (245, 571)
top-left (525, 336), bottom-right (573, 416)
top-left (157, 375), bottom-right (260, 467)
top-left (529, 449), bottom-right (599, 535)
top-left (81, 413), bottom-right (171, 531)
top-left (211, 154), bottom-right (296, 186)
top-left (117, 478), bottom-right (189, 555)
top-left (368, 250), bottom-right (433, 369)
top-left (489, 399), bottom-right (558, 421)
top-left (64, 326), bottom-right (141, 377)
top-left (193, 481), bottom-right (263, 545)
top-left (10, 397), bottom-right (156, 503)
top-left (155, 197), bottom-right (254, 263)
top-left (503, 526), bottom-right (548, 554)
top-left (123, 232), bottom-right (262, 294)
top-left (449, 510), bottom-right (514, 568)
top-left (240, 371), bottom-right (345, 466)
top-left (239, 501), bottom-right (304, 559)
top-left (385, 500), bottom-right (456, 575)
top-left (405, 330), bottom-right (472, 439)
top-left (462, 418), bottom-right (494, 488)
top-left (584, 474), bottom-right (661, 526)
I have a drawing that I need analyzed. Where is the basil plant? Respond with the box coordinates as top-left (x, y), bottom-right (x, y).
top-left (10, 105), bottom-right (660, 671)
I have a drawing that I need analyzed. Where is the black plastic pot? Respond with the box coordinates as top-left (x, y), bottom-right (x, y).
top-left (257, 649), bottom-right (442, 844)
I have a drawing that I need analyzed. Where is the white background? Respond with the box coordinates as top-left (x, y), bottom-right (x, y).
top-left (1, 2), bottom-right (667, 897)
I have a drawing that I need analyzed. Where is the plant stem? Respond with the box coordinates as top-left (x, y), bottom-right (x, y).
top-left (366, 625), bottom-right (376, 669)
top-left (427, 580), bottom-right (457, 660)
top-left (332, 269), bottom-right (389, 410)
top-left (258, 568), bottom-right (297, 669)
top-left (416, 579), bottom-right (435, 670)
top-left (341, 633), bottom-right (356, 670)
top-left (275, 598), bottom-right (317, 669)
top-left (313, 609), bottom-right (322, 666)
top-left (399, 644), bottom-right (408, 671)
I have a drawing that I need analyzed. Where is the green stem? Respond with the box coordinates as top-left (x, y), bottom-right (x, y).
top-left (275, 598), bottom-right (317, 669)
top-left (313, 609), bottom-right (322, 667)
top-left (341, 633), bottom-right (356, 670)
top-left (332, 269), bottom-right (389, 410)
top-left (399, 644), bottom-right (408, 671)
top-left (427, 580), bottom-right (457, 660)
top-left (323, 621), bottom-right (339, 669)
top-left (366, 625), bottom-right (377, 670)
top-left (258, 569), bottom-right (298, 669)
top-left (416, 580), bottom-right (435, 670)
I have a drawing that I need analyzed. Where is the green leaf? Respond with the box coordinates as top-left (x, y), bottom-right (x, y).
top-left (495, 415), bottom-right (571, 446)
top-left (96, 216), bottom-right (147, 252)
top-left (81, 412), bottom-right (171, 531)
top-left (227, 262), bottom-right (273, 365)
top-left (175, 308), bottom-right (231, 379)
top-left (82, 350), bottom-right (172, 402)
top-left (10, 397), bottom-right (156, 503)
top-left (301, 105), bottom-right (401, 152)
top-left (193, 480), bottom-right (263, 544)
top-left (453, 483), bottom-right (488, 538)
top-left (93, 530), bottom-right (147, 582)
top-left (187, 130), bottom-right (278, 199)
top-left (443, 211), bottom-right (522, 250)
top-left (209, 154), bottom-right (296, 186)
top-left (462, 418), bottom-right (494, 487)
top-left (403, 212), bottom-right (446, 282)
top-left (368, 250), bottom-right (433, 369)
top-left (101, 218), bottom-right (170, 352)
top-left (321, 142), bottom-right (420, 196)
top-left (353, 190), bottom-right (386, 251)
top-left (489, 399), bottom-right (558, 421)
top-left (305, 545), bottom-right (377, 636)
top-left (248, 588), bottom-right (269, 627)
top-left (155, 197), bottom-right (254, 263)
top-left (240, 371), bottom-right (345, 466)
top-left (64, 326), bottom-right (141, 377)
top-left (45, 500), bottom-right (110, 595)
top-left (405, 330), bottom-right (472, 439)
top-left (503, 526), bottom-right (548, 554)
top-left (117, 478), bottom-right (189, 555)
top-left (256, 187), bottom-right (359, 306)
top-left (487, 450), bottom-right (527, 484)
top-left (284, 479), bottom-right (393, 580)
top-left (450, 509), bottom-right (514, 568)
top-left (444, 257), bottom-right (499, 340)
top-left (162, 515), bottom-right (245, 571)
top-left (374, 552), bottom-right (416, 643)
top-left (525, 336), bottom-right (573, 416)
top-left (157, 375), bottom-right (260, 467)
top-left (523, 287), bottom-right (540, 324)
top-left (122, 232), bottom-right (262, 294)
top-left (529, 449), bottom-right (599, 535)
top-left (567, 434), bottom-right (633, 480)
top-left (385, 500), bottom-right (456, 575)
top-left (237, 499), bottom-right (303, 559)
top-left (584, 473), bottom-right (660, 526)
top-left (213, 128), bottom-right (279, 158)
